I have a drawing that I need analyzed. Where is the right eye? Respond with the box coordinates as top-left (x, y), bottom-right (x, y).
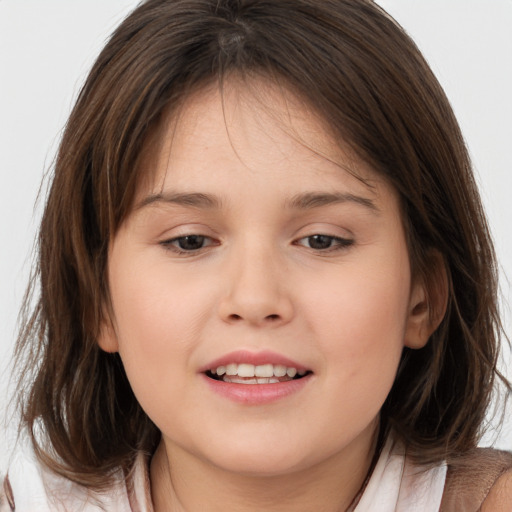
top-left (160, 235), bottom-right (215, 253)
top-left (294, 234), bottom-right (354, 252)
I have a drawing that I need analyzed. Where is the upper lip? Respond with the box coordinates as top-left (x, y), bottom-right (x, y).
top-left (200, 350), bottom-right (309, 373)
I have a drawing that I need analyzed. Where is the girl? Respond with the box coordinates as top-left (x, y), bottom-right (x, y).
top-left (2, 0), bottom-right (511, 510)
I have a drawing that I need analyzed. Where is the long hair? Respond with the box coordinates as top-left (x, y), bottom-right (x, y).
top-left (15, 0), bottom-right (509, 489)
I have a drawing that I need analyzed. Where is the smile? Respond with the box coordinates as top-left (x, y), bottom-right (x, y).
top-left (206, 363), bottom-right (310, 384)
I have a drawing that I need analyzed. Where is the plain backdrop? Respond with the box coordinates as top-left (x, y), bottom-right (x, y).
top-left (1, 0), bottom-right (511, 473)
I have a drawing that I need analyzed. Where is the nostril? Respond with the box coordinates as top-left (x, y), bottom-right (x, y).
top-left (266, 314), bottom-right (280, 321)
top-left (228, 314), bottom-right (242, 321)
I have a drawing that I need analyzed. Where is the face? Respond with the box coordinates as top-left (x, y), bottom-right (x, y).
top-left (100, 78), bottom-right (429, 478)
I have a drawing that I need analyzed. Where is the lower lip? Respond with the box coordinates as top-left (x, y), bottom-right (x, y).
top-left (201, 374), bottom-right (312, 404)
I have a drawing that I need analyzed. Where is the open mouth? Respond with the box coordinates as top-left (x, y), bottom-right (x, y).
top-left (205, 363), bottom-right (312, 384)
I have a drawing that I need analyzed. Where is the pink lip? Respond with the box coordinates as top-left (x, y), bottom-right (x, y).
top-left (201, 373), bottom-right (313, 405)
top-left (199, 350), bottom-right (312, 405)
top-left (200, 349), bottom-right (308, 373)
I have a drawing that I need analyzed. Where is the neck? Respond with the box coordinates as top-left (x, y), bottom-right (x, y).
top-left (150, 422), bottom-right (380, 512)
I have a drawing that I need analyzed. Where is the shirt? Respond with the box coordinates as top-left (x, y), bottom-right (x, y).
top-left (2, 434), bottom-right (510, 511)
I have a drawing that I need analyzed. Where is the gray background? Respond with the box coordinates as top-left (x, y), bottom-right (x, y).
top-left (1, 0), bottom-right (511, 472)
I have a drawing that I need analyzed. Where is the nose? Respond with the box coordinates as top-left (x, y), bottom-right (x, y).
top-left (217, 242), bottom-right (294, 327)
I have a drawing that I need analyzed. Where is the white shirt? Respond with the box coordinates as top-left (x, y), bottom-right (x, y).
top-left (2, 435), bottom-right (446, 511)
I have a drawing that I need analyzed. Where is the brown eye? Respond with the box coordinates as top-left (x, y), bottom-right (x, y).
top-left (161, 234), bottom-right (215, 253)
top-left (307, 235), bottom-right (335, 250)
top-left (175, 235), bottom-right (207, 251)
top-left (296, 234), bottom-right (354, 251)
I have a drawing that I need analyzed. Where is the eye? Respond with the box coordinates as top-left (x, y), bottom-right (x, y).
top-left (296, 234), bottom-right (353, 251)
top-left (160, 234), bottom-right (215, 253)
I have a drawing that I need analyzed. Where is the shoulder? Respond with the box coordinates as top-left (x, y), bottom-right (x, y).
top-left (2, 441), bottom-right (134, 511)
top-left (441, 447), bottom-right (512, 512)
top-left (481, 467), bottom-right (512, 512)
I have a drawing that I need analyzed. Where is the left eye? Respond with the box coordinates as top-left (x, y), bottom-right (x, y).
top-left (296, 234), bottom-right (353, 251)
top-left (161, 235), bottom-right (214, 252)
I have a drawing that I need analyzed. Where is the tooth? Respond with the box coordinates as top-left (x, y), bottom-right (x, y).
top-left (255, 364), bottom-right (273, 377)
top-left (222, 374), bottom-right (283, 384)
top-left (286, 367), bottom-right (297, 378)
top-left (237, 364), bottom-right (255, 377)
top-left (218, 364), bottom-right (305, 383)
top-left (273, 365), bottom-right (287, 377)
top-left (226, 363), bottom-right (237, 376)
top-left (228, 376), bottom-right (257, 384)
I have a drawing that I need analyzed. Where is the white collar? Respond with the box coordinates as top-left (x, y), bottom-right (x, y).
top-left (7, 433), bottom-right (446, 511)
top-left (354, 435), bottom-right (446, 512)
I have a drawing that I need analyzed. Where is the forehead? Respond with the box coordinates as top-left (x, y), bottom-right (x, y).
top-left (135, 76), bottom-right (386, 206)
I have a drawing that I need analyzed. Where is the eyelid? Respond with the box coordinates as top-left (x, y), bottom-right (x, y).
top-left (159, 234), bottom-right (218, 254)
top-left (157, 224), bottom-right (355, 256)
top-left (293, 234), bottom-right (355, 253)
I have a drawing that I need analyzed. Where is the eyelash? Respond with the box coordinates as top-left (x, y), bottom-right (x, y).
top-left (159, 235), bottom-right (217, 254)
top-left (159, 234), bottom-right (354, 255)
top-left (294, 234), bottom-right (354, 252)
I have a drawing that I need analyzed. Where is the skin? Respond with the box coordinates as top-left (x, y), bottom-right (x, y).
top-left (482, 470), bottom-right (512, 511)
top-left (99, 78), bottom-right (437, 511)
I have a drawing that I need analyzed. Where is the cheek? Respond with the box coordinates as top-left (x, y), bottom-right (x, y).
top-left (304, 253), bottom-right (411, 393)
top-left (110, 254), bottom-right (206, 346)
top-left (107, 255), bottom-right (212, 405)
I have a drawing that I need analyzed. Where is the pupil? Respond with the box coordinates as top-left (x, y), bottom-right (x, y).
top-left (309, 235), bottom-right (332, 249)
top-left (179, 235), bottom-right (205, 250)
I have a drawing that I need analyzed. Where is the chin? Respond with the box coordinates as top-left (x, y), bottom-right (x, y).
top-left (197, 437), bottom-right (321, 478)
top-left (213, 454), bottom-right (307, 478)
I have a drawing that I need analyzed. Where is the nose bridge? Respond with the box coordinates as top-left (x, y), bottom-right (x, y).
top-left (218, 234), bottom-right (293, 326)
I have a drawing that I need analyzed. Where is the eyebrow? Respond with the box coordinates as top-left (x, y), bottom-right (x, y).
top-left (137, 192), bottom-right (223, 210)
top-left (286, 192), bottom-right (379, 213)
top-left (137, 190), bottom-right (378, 213)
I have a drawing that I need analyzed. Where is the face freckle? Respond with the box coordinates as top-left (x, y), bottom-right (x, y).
top-left (100, 77), bottom-right (426, 481)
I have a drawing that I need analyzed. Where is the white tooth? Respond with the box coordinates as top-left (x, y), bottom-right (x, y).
top-left (226, 363), bottom-right (237, 376)
top-left (216, 366), bottom-right (226, 376)
top-left (286, 367), bottom-right (297, 378)
top-left (255, 364), bottom-right (273, 377)
top-left (237, 364), bottom-right (255, 377)
top-left (210, 368), bottom-right (217, 375)
top-left (298, 369), bottom-right (306, 376)
top-left (229, 377), bottom-right (257, 384)
top-left (269, 377), bottom-right (279, 384)
top-left (257, 377), bottom-right (270, 384)
top-left (273, 365), bottom-right (287, 377)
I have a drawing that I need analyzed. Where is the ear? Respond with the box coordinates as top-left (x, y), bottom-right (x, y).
top-left (97, 309), bottom-right (119, 353)
top-left (404, 251), bottom-right (448, 349)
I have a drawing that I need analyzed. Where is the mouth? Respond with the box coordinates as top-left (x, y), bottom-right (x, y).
top-left (205, 363), bottom-right (312, 384)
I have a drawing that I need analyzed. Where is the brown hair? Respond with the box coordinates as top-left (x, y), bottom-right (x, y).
top-left (15, 0), bottom-right (509, 489)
